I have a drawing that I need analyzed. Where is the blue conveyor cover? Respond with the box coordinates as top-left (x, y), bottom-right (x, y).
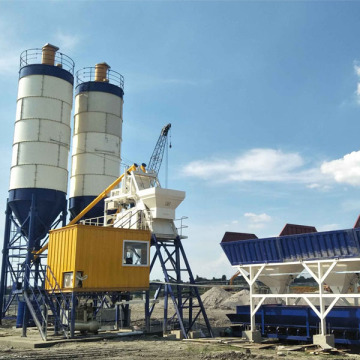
top-left (221, 228), bottom-right (360, 265)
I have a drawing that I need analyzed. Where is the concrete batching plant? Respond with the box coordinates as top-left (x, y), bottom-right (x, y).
top-left (0, 44), bottom-right (212, 341)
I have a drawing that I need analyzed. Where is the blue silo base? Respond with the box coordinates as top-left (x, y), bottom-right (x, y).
top-left (8, 188), bottom-right (66, 241)
top-left (69, 196), bottom-right (105, 221)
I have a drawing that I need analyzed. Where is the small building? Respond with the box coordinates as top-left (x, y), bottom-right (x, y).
top-left (46, 224), bottom-right (151, 292)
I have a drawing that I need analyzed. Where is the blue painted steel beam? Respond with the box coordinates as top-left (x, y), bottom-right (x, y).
top-left (229, 305), bottom-right (360, 344)
top-left (147, 235), bottom-right (213, 338)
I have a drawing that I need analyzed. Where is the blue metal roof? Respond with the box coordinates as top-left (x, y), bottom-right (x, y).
top-left (221, 228), bottom-right (360, 265)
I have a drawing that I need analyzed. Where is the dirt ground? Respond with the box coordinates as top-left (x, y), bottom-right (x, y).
top-left (0, 332), bottom-right (358, 360)
top-left (0, 290), bottom-right (360, 359)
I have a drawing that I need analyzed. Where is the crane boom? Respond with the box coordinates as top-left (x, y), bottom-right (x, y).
top-left (147, 123), bottom-right (171, 175)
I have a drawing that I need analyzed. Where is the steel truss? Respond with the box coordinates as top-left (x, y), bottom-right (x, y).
top-left (235, 257), bottom-right (360, 340)
top-left (0, 199), bottom-right (66, 333)
top-left (146, 235), bottom-right (213, 338)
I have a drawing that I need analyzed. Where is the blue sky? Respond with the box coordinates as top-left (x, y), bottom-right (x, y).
top-left (1, 1), bottom-right (360, 279)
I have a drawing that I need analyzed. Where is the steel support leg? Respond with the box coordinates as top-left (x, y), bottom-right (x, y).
top-left (145, 290), bottom-right (150, 333)
top-left (0, 202), bottom-right (11, 323)
top-left (70, 292), bottom-right (76, 338)
top-left (22, 194), bottom-right (37, 337)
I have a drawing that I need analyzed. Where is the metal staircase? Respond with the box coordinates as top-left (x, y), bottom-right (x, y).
top-left (22, 265), bottom-right (71, 340)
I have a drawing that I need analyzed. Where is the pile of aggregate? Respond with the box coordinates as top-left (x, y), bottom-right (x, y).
top-left (200, 287), bottom-right (231, 308)
top-left (221, 289), bottom-right (250, 308)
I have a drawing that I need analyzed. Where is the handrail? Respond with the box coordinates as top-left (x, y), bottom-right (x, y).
top-left (174, 216), bottom-right (188, 237)
top-left (113, 209), bottom-right (146, 230)
top-left (24, 265), bottom-right (70, 338)
top-left (20, 48), bottom-right (75, 74)
top-left (81, 216), bottom-right (104, 226)
top-left (76, 66), bottom-right (124, 89)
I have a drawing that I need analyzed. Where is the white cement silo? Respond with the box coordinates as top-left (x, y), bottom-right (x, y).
top-left (69, 63), bottom-right (124, 219)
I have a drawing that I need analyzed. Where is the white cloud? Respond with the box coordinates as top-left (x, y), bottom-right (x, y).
top-left (244, 212), bottom-right (272, 229)
top-left (306, 183), bottom-right (331, 191)
top-left (355, 63), bottom-right (360, 77)
top-left (321, 151), bottom-right (360, 186)
top-left (55, 31), bottom-right (81, 53)
top-left (354, 62), bottom-right (360, 104)
top-left (182, 148), bottom-right (325, 184)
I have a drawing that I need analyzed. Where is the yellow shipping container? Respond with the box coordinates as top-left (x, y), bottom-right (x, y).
top-left (46, 225), bottom-right (151, 292)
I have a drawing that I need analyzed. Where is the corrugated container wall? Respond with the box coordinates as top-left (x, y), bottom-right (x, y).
top-left (46, 225), bottom-right (151, 292)
top-left (69, 63), bottom-right (124, 220)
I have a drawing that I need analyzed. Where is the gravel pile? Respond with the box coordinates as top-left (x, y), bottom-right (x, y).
top-left (201, 287), bottom-right (283, 310)
top-left (221, 289), bottom-right (250, 308)
top-left (200, 287), bottom-right (231, 308)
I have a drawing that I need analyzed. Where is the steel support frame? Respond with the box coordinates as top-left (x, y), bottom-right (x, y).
top-left (0, 197), bottom-right (67, 334)
top-left (236, 257), bottom-right (360, 338)
top-left (147, 235), bottom-right (213, 338)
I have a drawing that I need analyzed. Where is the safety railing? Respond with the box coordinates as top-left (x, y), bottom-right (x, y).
top-left (113, 209), bottom-right (148, 230)
top-left (23, 264), bottom-right (71, 339)
top-left (19, 48), bottom-right (75, 74)
top-left (80, 216), bottom-right (104, 226)
top-left (175, 216), bottom-right (188, 237)
top-left (76, 67), bottom-right (124, 89)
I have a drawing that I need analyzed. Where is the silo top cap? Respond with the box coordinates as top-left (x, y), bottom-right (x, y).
top-left (42, 43), bottom-right (59, 52)
top-left (96, 62), bottom-right (111, 69)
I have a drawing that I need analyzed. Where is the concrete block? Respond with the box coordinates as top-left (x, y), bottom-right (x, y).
top-left (242, 330), bottom-right (262, 343)
top-left (312, 334), bottom-right (335, 349)
top-left (170, 330), bottom-right (184, 339)
top-left (188, 330), bottom-right (202, 339)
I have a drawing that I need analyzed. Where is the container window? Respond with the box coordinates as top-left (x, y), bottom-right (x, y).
top-left (123, 240), bottom-right (149, 266)
top-left (63, 272), bottom-right (73, 288)
top-left (63, 271), bottom-right (83, 288)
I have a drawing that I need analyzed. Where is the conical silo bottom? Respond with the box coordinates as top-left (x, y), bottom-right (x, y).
top-left (69, 196), bottom-right (105, 223)
top-left (8, 188), bottom-right (66, 243)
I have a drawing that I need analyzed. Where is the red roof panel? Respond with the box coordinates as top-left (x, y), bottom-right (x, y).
top-left (221, 232), bottom-right (258, 243)
top-left (279, 223), bottom-right (317, 236)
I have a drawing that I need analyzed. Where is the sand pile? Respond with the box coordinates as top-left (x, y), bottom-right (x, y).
top-left (201, 287), bottom-right (231, 308)
top-left (201, 287), bottom-right (282, 310)
top-left (222, 289), bottom-right (250, 308)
